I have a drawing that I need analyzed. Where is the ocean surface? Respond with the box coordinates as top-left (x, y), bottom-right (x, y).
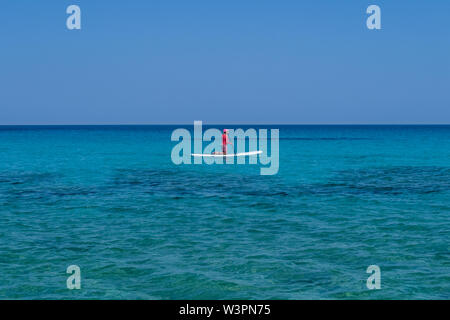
top-left (0, 125), bottom-right (449, 299)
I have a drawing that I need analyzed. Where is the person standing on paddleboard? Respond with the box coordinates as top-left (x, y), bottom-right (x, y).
top-left (222, 129), bottom-right (233, 154)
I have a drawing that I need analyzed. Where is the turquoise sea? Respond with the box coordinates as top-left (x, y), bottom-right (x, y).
top-left (0, 125), bottom-right (449, 299)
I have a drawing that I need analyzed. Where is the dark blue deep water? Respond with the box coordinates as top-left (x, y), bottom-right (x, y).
top-left (0, 125), bottom-right (449, 299)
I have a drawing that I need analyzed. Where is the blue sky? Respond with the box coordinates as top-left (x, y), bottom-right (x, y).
top-left (0, 0), bottom-right (449, 124)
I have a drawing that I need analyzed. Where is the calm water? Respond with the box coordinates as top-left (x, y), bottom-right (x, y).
top-left (0, 125), bottom-right (449, 299)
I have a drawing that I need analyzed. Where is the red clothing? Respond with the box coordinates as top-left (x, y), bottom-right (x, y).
top-left (222, 133), bottom-right (228, 154)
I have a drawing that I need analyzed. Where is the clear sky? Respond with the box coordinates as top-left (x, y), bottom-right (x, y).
top-left (0, 0), bottom-right (449, 124)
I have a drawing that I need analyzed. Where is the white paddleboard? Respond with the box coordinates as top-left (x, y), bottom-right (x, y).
top-left (191, 150), bottom-right (262, 158)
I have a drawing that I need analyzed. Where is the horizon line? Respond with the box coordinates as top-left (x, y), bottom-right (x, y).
top-left (1, 123), bottom-right (450, 126)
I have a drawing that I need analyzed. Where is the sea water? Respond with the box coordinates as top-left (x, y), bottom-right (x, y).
top-left (0, 125), bottom-right (449, 299)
